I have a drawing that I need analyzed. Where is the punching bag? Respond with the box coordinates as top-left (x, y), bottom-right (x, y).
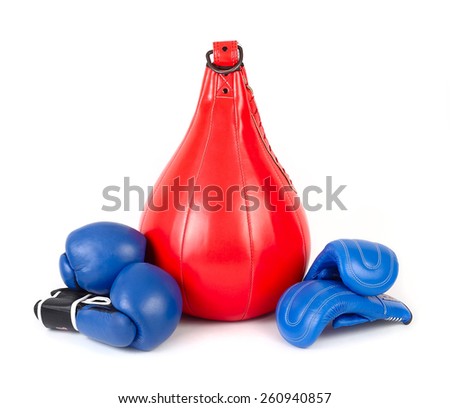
top-left (140, 41), bottom-right (310, 321)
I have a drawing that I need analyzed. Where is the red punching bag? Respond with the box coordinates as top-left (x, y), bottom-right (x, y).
top-left (140, 41), bottom-right (310, 321)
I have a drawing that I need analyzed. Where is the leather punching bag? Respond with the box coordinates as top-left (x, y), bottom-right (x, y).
top-left (140, 41), bottom-right (310, 321)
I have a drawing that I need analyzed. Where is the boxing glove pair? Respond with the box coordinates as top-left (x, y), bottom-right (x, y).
top-left (35, 222), bottom-right (182, 351)
top-left (276, 239), bottom-right (412, 348)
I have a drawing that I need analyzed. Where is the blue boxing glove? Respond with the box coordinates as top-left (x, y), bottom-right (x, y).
top-left (35, 263), bottom-right (182, 351)
top-left (276, 280), bottom-right (412, 348)
top-left (304, 239), bottom-right (398, 296)
top-left (59, 222), bottom-right (147, 295)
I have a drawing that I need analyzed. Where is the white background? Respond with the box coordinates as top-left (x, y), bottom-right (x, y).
top-left (1, 1), bottom-right (449, 407)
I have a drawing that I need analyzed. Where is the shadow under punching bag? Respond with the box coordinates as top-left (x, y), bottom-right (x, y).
top-left (140, 41), bottom-right (310, 321)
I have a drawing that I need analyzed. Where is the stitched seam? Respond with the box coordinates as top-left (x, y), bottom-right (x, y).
top-left (374, 295), bottom-right (388, 315)
top-left (179, 74), bottom-right (218, 315)
top-left (218, 74), bottom-right (232, 92)
top-left (214, 42), bottom-right (220, 65)
top-left (233, 72), bottom-right (255, 321)
top-left (231, 41), bottom-right (238, 64)
top-left (355, 241), bottom-right (382, 269)
top-left (249, 98), bottom-right (307, 267)
top-left (286, 290), bottom-right (354, 342)
top-left (213, 41), bottom-right (238, 66)
top-left (339, 240), bottom-right (395, 288)
top-left (243, 68), bottom-right (306, 263)
top-left (284, 281), bottom-right (336, 326)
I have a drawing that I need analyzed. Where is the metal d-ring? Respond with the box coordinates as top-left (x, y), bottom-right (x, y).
top-left (206, 45), bottom-right (244, 74)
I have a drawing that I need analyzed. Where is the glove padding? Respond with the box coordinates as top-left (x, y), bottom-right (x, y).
top-left (59, 222), bottom-right (147, 295)
top-left (35, 263), bottom-right (182, 351)
top-left (304, 239), bottom-right (398, 296)
top-left (276, 280), bottom-right (412, 348)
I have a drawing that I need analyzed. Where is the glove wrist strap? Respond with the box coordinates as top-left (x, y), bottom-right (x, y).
top-left (35, 289), bottom-right (111, 332)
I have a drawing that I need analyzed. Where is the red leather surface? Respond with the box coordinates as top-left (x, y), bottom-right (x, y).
top-left (140, 42), bottom-right (310, 321)
top-left (213, 40), bottom-right (238, 66)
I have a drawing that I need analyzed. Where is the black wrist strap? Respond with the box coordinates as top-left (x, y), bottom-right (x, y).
top-left (34, 288), bottom-right (111, 332)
